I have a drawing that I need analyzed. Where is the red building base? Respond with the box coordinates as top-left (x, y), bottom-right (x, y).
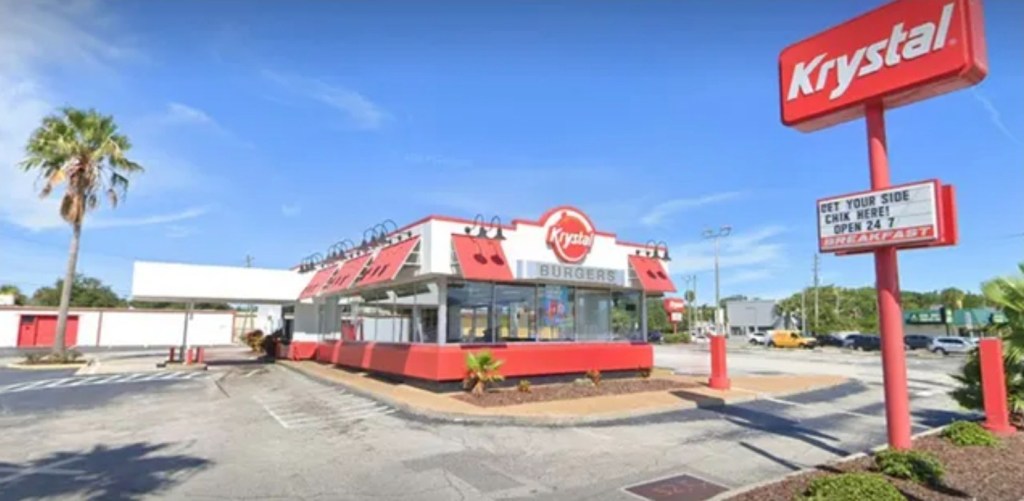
top-left (292, 340), bottom-right (653, 382)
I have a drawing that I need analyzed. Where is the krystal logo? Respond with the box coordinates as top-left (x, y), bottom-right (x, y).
top-left (779, 0), bottom-right (987, 132)
top-left (542, 208), bottom-right (596, 264)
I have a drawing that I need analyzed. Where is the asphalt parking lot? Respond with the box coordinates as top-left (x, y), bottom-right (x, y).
top-left (0, 345), bottom-right (972, 500)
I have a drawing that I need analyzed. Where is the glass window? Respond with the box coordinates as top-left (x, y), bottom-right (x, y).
top-left (538, 285), bottom-right (575, 341)
top-left (611, 291), bottom-right (641, 341)
top-left (494, 284), bottom-right (537, 342)
top-left (576, 288), bottom-right (611, 341)
top-left (446, 282), bottom-right (494, 343)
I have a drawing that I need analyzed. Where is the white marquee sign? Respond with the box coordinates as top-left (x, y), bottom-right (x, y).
top-left (817, 180), bottom-right (941, 253)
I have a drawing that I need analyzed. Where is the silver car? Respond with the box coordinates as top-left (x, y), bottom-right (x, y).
top-left (929, 337), bottom-right (974, 356)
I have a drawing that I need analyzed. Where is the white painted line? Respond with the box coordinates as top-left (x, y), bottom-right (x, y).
top-left (37, 378), bottom-right (74, 389)
top-left (183, 371), bottom-right (205, 379)
top-left (914, 390), bottom-right (937, 398)
top-left (326, 405), bottom-right (395, 423)
top-left (63, 377), bottom-right (99, 387)
top-left (0, 457), bottom-right (84, 485)
top-left (119, 373), bottom-right (147, 382)
top-left (760, 395), bottom-right (883, 421)
top-left (260, 404), bottom-right (292, 429)
top-left (4, 380), bottom-right (52, 393)
top-left (326, 401), bottom-right (382, 414)
top-left (243, 369), bottom-right (261, 378)
top-left (573, 428), bottom-right (613, 441)
top-left (323, 395), bottom-right (371, 406)
top-left (91, 375), bottom-right (124, 385)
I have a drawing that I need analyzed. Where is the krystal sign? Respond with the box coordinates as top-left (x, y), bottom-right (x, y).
top-left (780, 0), bottom-right (988, 132)
top-left (817, 180), bottom-right (958, 253)
top-left (542, 207), bottom-right (596, 264)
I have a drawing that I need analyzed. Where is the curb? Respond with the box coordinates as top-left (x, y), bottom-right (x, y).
top-left (707, 425), bottom-right (954, 500)
top-left (277, 361), bottom-right (847, 427)
top-left (5, 362), bottom-right (89, 371)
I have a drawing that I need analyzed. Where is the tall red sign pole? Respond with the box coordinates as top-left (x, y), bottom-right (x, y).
top-left (866, 103), bottom-right (912, 449)
top-left (780, 0), bottom-right (987, 450)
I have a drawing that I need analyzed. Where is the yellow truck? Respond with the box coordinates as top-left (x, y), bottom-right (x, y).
top-left (768, 330), bottom-right (817, 349)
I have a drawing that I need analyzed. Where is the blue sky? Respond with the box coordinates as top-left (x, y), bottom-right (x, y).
top-left (0, 0), bottom-right (1021, 302)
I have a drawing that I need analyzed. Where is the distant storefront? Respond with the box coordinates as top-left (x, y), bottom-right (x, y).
top-left (903, 307), bottom-right (1006, 337)
top-left (725, 300), bottom-right (781, 336)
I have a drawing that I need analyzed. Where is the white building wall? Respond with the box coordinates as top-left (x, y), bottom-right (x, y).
top-left (0, 307), bottom-right (236, 348)
top-left (292, 302), bottom-right (320, 342)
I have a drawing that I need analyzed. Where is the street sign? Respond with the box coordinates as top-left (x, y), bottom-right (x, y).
top-left (818, 180), bottom-right (943, 253)
top-left (670, 312), bottom-right (683, 323)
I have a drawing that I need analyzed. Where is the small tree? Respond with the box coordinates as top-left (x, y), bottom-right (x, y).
top-left (0, 284), bottom-right (27, 305)
top-left (20, 107), bottom-right (143, 355)
top-left (464, 350), bottom-right (505, 395)
top-left (950, 263), bottom-right (1024, 423)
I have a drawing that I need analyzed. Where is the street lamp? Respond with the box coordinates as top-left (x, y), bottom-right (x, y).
top-left (702, 226), bottom-right (732, 335)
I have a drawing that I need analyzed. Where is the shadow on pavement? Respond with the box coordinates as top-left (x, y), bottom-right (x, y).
top-left (0, 442), bottom-right (210, 500)
top-left (738, 441), bottom-right (803, 471)
top-left (712, 400), bottom-right (853, 457)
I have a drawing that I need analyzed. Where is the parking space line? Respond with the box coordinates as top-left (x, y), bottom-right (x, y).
top-left (5, 380), bottom-right (51, 392)
top-left (758, 395), bottom-right (884, 421)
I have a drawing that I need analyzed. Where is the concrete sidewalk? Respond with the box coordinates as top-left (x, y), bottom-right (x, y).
top-left (281, 360), bottom-right (847, 425)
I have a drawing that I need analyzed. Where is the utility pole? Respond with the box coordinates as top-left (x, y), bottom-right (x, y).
top-left (813, 253), bottom-right (820, 334)
top-left (245, 255), bottom-right (255, 334)
top-left (702, 226), bottom-right (732, 335)
top-left (683, 274), bottom-right (697, 332)
top-left (801, 287), bottom-right (807, 336)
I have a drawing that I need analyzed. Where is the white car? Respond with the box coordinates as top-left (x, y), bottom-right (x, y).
top-left (929, 337), bottom-right (974, 355)
top-left (691, 332), bottom-right (710, 344)
top-left (748, 332), bottom-right (769, 345)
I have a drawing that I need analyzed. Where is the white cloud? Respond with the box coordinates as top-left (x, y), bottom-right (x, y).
top-left (87, 206), bottom-right (209, 229)
top-left (670, 225), bottom-right (787, 274)
top-left (723, 268), bottom-right (777, 286)
top-left (262, 70), bottom-right (388, 130)
top-left (972, 88), bottom-right (1021, 145)
top-left (164, 225), bottom-right (194, 239)
top-left (281, 203), bottom-right (302, 217)
top-left (641, 192), bottom-right (743, 226)
top-left (164, 102), bottom-right (216, 126)
top-left (0, 0), bottom-right (144, 231)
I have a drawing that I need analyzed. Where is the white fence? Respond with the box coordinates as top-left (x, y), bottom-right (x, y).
top-left (0, 307), bottom-right (237, 348)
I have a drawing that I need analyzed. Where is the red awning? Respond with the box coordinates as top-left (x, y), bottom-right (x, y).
top-left (450, 234), bottom-right (512, 280)
top-left (298, 264), bottom-right (339, 300)
top-left (452, 234), bottom-right (514, 281)
top-left (356, 236), bottom-right (421, 287)
top-left (318, 254), bottom-right (372, 296)
top-left (628, 255), bottom-right (677, 293)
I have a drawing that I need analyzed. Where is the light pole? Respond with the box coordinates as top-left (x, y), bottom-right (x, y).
top-left (683, 274), bottom-right (697, 331)
top-left (702, 226), bottom-right (732, 334)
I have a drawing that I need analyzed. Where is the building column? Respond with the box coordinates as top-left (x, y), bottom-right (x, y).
top-left (640, 292), bottom-right (648, 342)
top-left (437, 279), bottom-right (448, 346)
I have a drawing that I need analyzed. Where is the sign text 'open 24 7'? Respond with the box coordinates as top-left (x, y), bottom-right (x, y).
top-left (817, 180), bottom-right (958, 254)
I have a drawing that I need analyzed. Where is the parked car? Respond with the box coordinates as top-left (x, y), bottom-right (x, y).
top-left (768, 330), bottom-right (817, 349)
top-left (904, 334), bottom-right (931, 350)
top-left (748, 332), bottom-right (769, 346)
top-left (850, 334), bottom-right (882, 351)
top-left (929, 337), bottom-right (974, 356)
top-left (816, 333), bottom-right (847, 347)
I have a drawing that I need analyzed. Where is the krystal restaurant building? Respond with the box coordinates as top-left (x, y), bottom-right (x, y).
top-left (133, 206), bottom-right (676, 382)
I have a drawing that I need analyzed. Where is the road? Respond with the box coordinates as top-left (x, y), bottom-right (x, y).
top-left (0, 345), bottom-right (972, 500)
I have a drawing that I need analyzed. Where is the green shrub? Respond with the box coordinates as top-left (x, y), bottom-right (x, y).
top-left (942, 420), bottom-right (999, 446)
top-left (517, 380), bottom-right (531, 393)
top-left (663, 332), bottom-right (691, 344)
top-left (22, 350), bottom-right (83, 365)
top-left (638, 367), bottom-right (652, 379)
top-left (801, 473), bottom-right (905, 501)
top-left (874, 449), bottom-right (944, 485)
top-left (585, 369), bottom-right (602, 386)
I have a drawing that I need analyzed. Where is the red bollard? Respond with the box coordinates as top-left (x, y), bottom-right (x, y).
top-left (168, 347), bottom-right (176, 363)
top-left (708, 334), bottom-right (731, 390)
top-left (185, 347), bottom-right (194, 365)
top-left (196, 346), bottom-right (205, 364)
top-left (979, 338), bottom-right (1016, 435)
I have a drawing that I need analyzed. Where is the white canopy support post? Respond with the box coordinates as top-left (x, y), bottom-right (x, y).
top-left (180, 301), bottom-right (193, 362)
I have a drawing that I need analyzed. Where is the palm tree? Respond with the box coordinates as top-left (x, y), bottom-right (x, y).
top-left (464, 351), bottom-right (505, 395)
top-left (20, 107), bottom-right (143, 355)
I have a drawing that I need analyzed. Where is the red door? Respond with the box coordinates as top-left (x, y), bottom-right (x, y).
top-left (17, 315), bottom-right (79, 347)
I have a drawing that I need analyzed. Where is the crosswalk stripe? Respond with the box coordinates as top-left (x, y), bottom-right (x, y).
top-left (92, 375), bottom-right (124, 384)
top-left (38, 378), bottom-right (74, 389)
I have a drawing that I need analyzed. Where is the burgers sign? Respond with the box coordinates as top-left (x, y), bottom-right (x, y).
top-left (542, 208), bottom-right (596, 264)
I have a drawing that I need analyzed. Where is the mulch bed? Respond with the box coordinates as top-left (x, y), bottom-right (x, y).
top-left (453, 378), bottom-right (697, 407)
top-left (728, 430), bottom-right (1024, 501)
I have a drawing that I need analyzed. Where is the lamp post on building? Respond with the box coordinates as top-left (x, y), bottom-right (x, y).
top-left (702, 226), bottom-right (732, 335)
